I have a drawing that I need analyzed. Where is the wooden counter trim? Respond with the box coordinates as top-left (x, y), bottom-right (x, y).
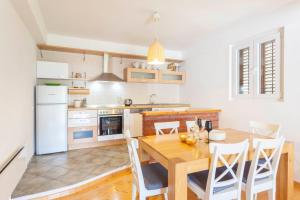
top-left (142, 109), bottom-right (222, 116)
top-left (68, 104), bottom-right (191, 111)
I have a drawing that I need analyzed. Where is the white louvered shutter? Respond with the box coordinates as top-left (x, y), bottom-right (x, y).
top-left (238, 47), bottom-right (250, 94)
top-left (260, 40), bottom-right (276, 95)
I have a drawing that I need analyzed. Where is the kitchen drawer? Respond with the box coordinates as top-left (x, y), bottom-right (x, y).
top-left (98, 134), bottom-right (124, 141)
top-left (68, 110), bottom-right (98, 119)
top-left (68, 118), bottom-right (97, 127)
top-left (68, 126), bottom-right (97, 146)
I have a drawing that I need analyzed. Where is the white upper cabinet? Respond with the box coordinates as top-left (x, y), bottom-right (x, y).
top-left (37, 61), bottom-right (69, 79)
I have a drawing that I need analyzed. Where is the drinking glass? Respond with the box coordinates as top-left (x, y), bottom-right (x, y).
top-left (197, 118), bottom-right (202, 130)
top-left (205, 120), bottom-right (213, 142)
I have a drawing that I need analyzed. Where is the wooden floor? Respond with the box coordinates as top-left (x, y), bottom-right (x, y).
top-left (57, 170), bottom-right (300, 200)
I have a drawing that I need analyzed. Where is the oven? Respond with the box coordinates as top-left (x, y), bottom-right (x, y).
top-left (98, 109), bottom-right (124, 141)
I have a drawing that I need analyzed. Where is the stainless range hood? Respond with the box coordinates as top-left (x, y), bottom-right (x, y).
top-left (91, 53), bottom-right (123, 82)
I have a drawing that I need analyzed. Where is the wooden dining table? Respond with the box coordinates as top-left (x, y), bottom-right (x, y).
top-left (138, 128), bottom-right (294, 200)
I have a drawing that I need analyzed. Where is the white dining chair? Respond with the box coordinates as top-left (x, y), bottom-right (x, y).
top-left (126, 137), bottom-right (168, 200)
top-left (186, 120), bottom-right (196, 133)
top-left (188, 140), bottom-right (249, 200)
top-left (154, 121), bottom-right (179, 135)
top-left (249, 121), bottom-right (281, 138)
top-left (242, 136), bottom-right (285, 200)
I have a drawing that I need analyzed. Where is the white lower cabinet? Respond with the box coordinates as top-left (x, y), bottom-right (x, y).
top-left (67, 110), bottom-right (98, 150)
top-left (129, 113), bottom-right (143, 137)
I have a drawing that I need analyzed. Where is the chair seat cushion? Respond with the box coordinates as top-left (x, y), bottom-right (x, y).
top-left (142, 163), bottom-right (168, 190)
top-left (242, 160), bottom-right (270, 183)
top-left (188, 166), bottom-right (235, 193)
top-left (258, 158), bottom-right (267, 165)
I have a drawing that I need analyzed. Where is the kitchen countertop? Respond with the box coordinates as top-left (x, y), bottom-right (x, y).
top-left (68, 103), bottom-right (191, 111)
top-left (141, 108), bottom-right (221, 116)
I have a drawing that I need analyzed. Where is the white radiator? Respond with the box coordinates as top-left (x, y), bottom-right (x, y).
top-left (0, 147), bottom-right (27, 200)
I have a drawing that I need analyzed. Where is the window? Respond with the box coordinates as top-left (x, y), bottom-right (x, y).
top-left (260, 40), bottom-right (276, 94)
top-left (238, 47), bottom-right (250, 95)
top-left (231, 28), bottom-right (283, 100)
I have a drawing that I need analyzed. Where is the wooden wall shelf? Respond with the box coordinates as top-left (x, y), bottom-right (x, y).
top-left (37, 77), bottom-right (88, 81)
top-left (68, 88), bottom-right (90, 95)
top-left (37, 44), bottom-right (184, 63)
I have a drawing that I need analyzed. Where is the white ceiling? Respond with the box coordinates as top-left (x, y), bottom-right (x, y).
top-left (38, 0), bottom-right (295, 50)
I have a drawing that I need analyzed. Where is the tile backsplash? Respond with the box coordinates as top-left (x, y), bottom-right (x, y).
top-left (37, 50), bottom-right (180, 105)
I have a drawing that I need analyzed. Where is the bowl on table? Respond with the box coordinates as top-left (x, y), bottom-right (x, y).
top-left (179, 133), bottom-right (188, 142)
top-left (209, 130), bottom-right (226, 141)
top-left (185, 136), bottom-right (197, 145)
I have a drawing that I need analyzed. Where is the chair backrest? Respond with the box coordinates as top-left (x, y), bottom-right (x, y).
top-left (249, 121), bottom-right (281, 138)
top-left (186, 121), bottom-right (196, 133)
top-left (246, 136), bottom-right (285, 189)
top-left (126, 137), bottom-right (145, 191)
top-left (154, 121), bottom-right (179, 135)
top-left (206, 140), bottom-right (249, 199)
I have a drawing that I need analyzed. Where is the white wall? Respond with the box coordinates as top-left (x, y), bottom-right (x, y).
top-left (46, 34), bottom-right (183, 60)
top-left (37, 51), bottom-right (180, 105)
top-left (0, 0), bottom-right (36, 199)
top-left (181, 2), bottom-right (300, 181)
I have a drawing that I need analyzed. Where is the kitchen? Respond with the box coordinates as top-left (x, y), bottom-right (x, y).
top-left (10, 43), bottom-right (219, 198)
top-left (36, 49), bottom-right (191, 150)
top-left (1, 0), bottom-right (300, 200)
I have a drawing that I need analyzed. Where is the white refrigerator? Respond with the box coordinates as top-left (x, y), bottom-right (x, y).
top-left (36, 85), bottom-right (68, 155)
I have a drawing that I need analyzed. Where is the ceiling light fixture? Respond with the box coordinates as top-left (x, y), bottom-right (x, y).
top-left (147, 12), bottom-right (165, 65)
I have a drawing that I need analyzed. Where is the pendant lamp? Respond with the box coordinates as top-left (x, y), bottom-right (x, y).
top-left (147, 12), bottom-right (165, 65)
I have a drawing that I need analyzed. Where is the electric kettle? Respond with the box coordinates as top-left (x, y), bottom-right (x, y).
top-left (124, 99), bottom-right (133, 106)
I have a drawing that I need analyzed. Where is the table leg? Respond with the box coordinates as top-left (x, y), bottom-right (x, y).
top-left (276, 144), bottom-right (294, 200)
top-left (168, 158), bottom-right (187, 200)
top-left (138, 140), bottom-right (150, 164)
top-left (138, 139), bottom-right (144, 161)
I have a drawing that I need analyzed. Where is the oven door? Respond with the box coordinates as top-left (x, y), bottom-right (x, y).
top-left (99, 115), bottom-right (123, 136)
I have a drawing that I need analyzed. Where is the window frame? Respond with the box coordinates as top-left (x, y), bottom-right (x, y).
top-left (231, 28), bottom-right (283, 101)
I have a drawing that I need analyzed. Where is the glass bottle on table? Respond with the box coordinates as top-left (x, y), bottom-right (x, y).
top-left (205, 120), bottom-right (213, 143)
top-left (197, 117), bottom-right (203, 130)
top-left (190, 117), bottom-right (200, 140)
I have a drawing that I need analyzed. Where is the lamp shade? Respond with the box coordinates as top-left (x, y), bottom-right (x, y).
top-left (147, 39), bottom-right (165, 65)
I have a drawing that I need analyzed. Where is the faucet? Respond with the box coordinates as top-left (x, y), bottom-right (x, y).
top-left (149, 94), bottom-right (157, 104)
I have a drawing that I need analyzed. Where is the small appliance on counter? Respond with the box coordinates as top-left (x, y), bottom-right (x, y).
top-left (124, 99), bottom-right (132, 106)
top-left (73, 99), bottom-right (82, 108)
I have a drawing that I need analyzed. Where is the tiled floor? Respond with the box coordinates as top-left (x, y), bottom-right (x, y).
top-left (12, 144), bottom-right (129, 198)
